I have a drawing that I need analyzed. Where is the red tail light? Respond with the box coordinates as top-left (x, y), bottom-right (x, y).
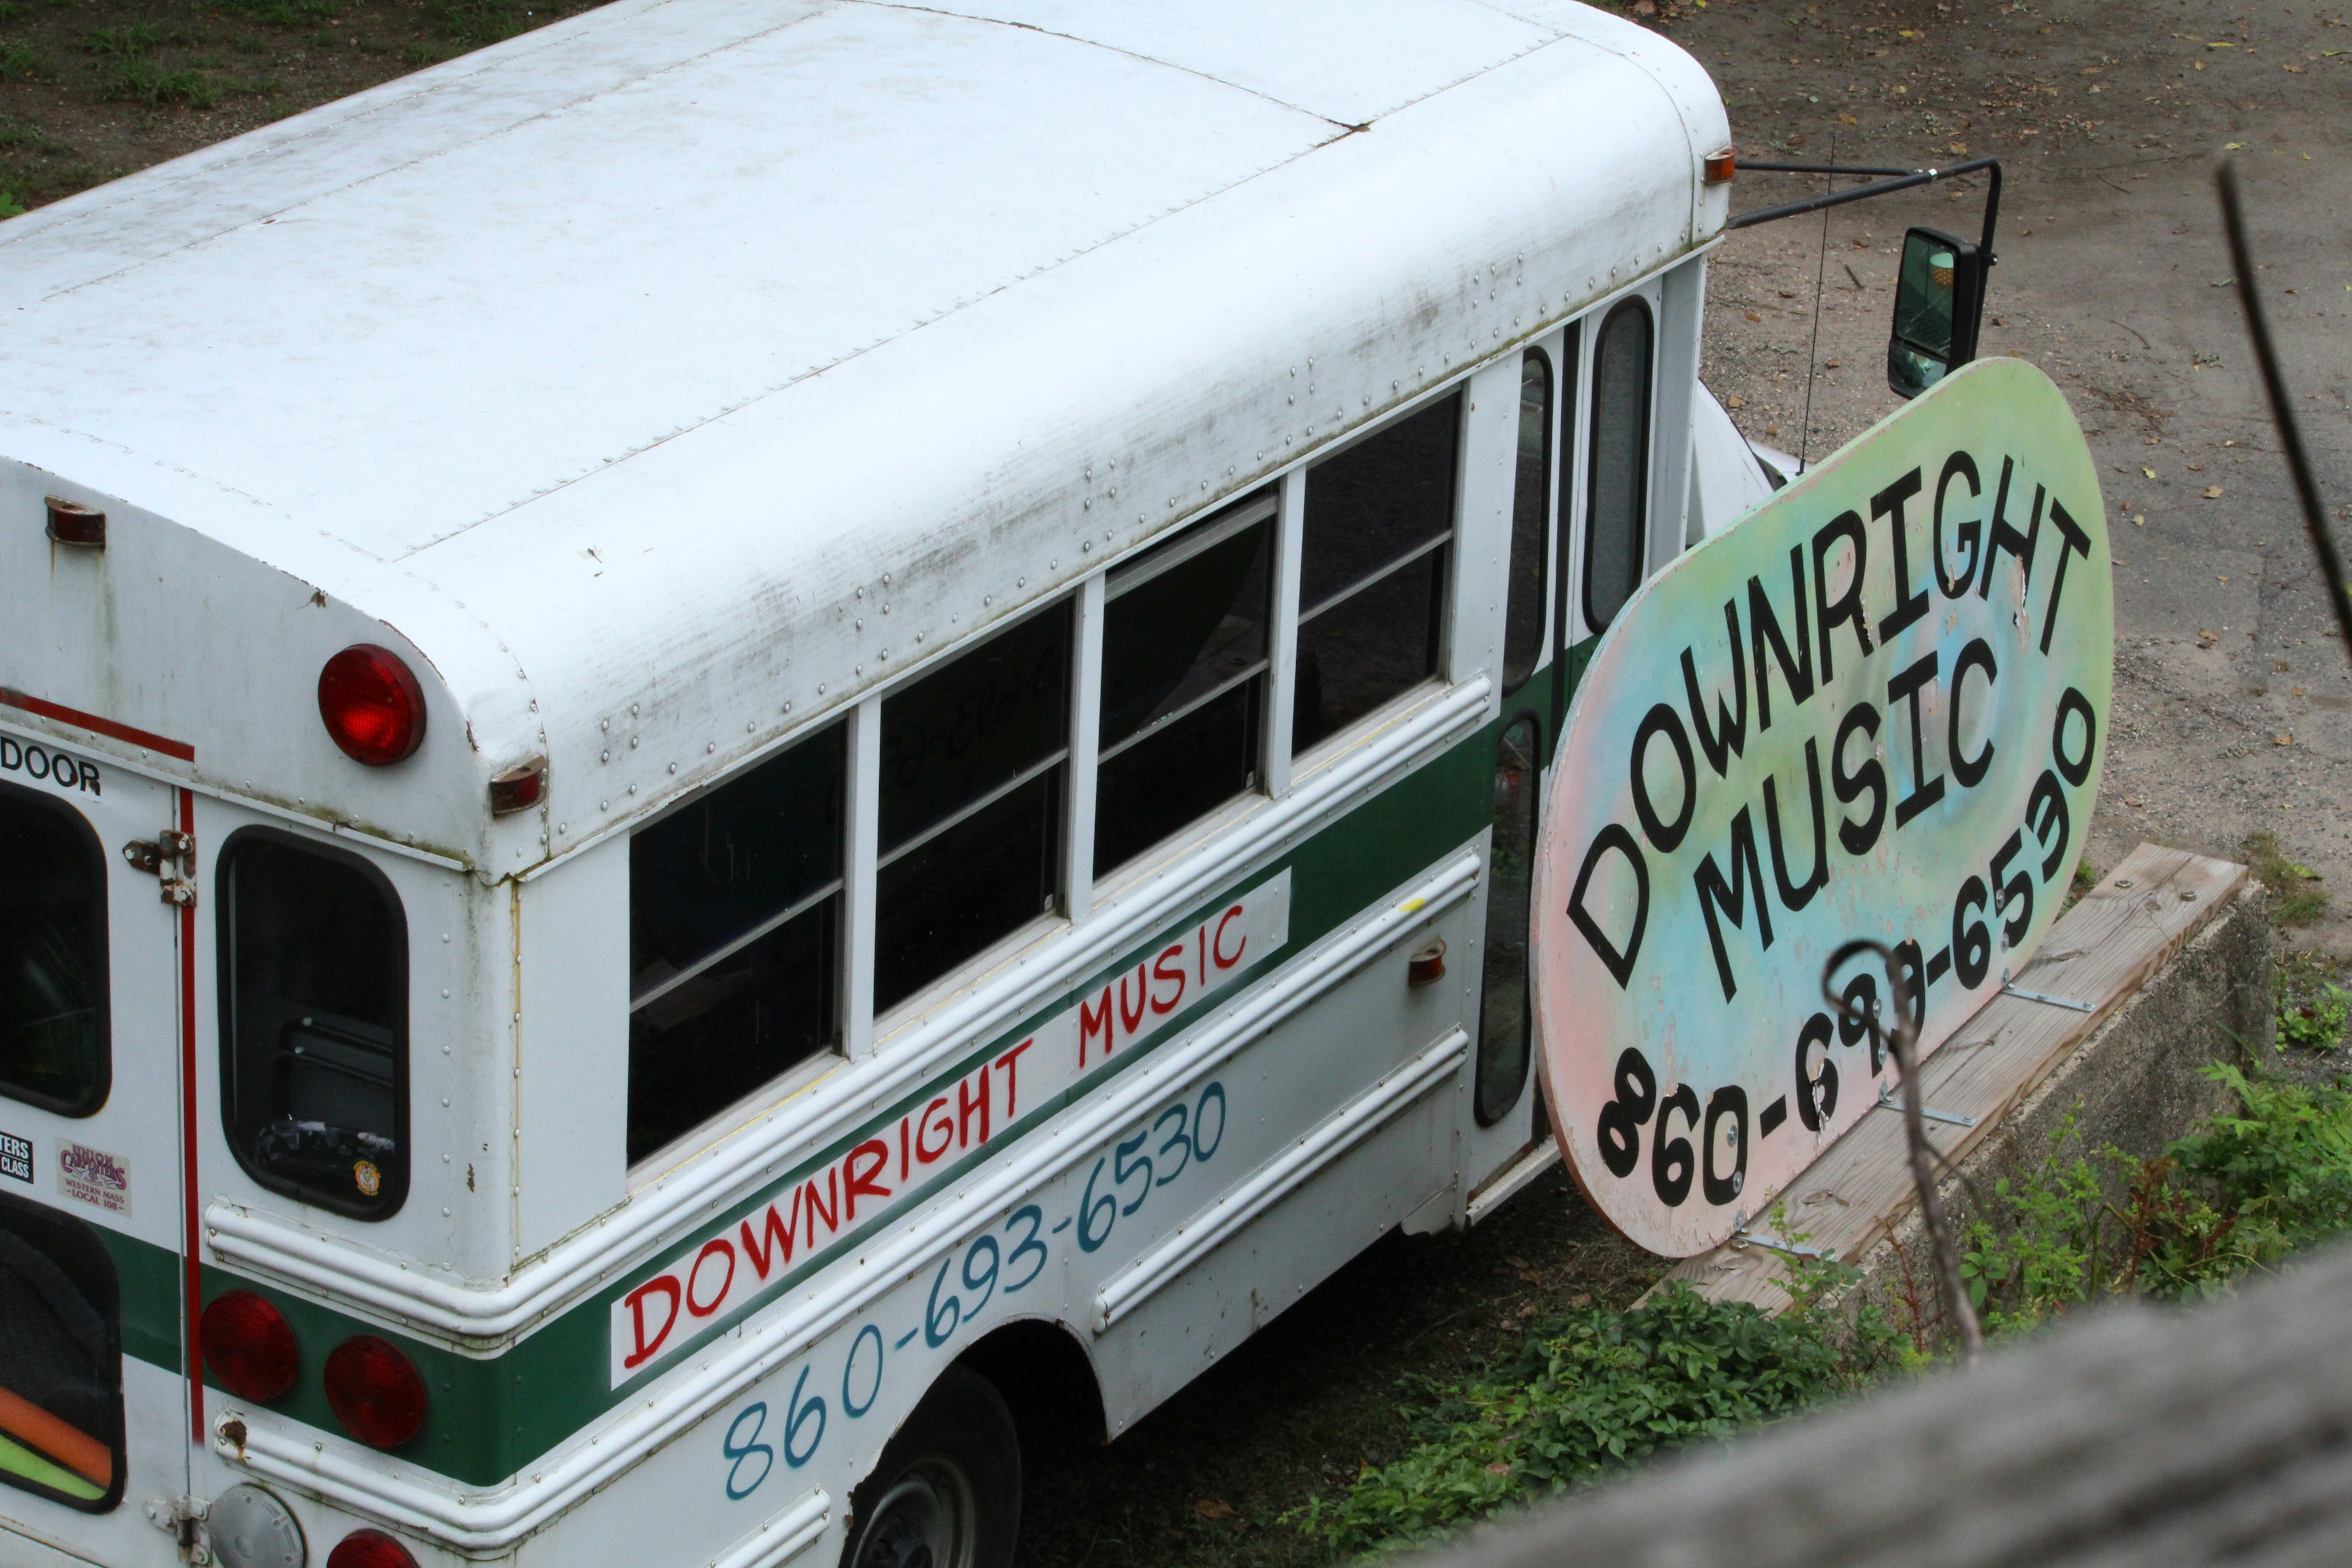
top-left (318, 645), bottom-right (427, 765)
top-left (327, 1529), bottom-right (419, 1568)
top-left (323, 1335), bottom-right (427, 1449)
top-left (199, 1290), bottom-right (299, 1402)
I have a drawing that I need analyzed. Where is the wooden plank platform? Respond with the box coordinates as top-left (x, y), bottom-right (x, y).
top-left (1651, 843), bottom-right (2249, 1310)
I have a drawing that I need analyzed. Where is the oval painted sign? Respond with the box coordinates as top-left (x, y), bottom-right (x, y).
top-left (1532, 358), bottom-right (2111, 1257)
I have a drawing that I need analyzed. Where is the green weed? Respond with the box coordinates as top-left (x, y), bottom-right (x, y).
top-left (2246, 829), bottom-right (2327, 926)
top-left (429, 0), bottom-right (526, 45)
top-left (0, 38), bottom-right (56, 78)
top-left (1285, 1282), bottom-right (1903, 1554)
top-left (2277, 955), bottom-right (2351, 1052)
top-left (212, 0), bottom-right (340, 25)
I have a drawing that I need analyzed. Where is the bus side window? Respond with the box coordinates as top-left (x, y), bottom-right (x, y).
top-left (876, 602), bottom-right (1072, 1011)
top-left (1501, 352), bottom-right (1552, 693)
top-left (1293, 390), bottom-right (1462, 751)
top-left (627, 720), bottom-right (846, 1165)
top-left (219, 831), bottom-right (408, 1217)
top-left (1475, 716), bottom-right (1539, 1125)
top-left (1097, 494), bottom-right (1274, 875)
top-left (1583, 299), bottom-right (1653, 633)
top-left (0, 780), bottom-right (110, 1117)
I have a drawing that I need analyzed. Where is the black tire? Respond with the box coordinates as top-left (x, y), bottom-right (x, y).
top-left (841, 1365), bottom-right (1020, 1568)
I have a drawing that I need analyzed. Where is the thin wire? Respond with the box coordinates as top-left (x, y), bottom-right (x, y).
top-left (2216, 162), bottom-right (2352, 655)
top-left (1795, 139), bottom-right (1834, 471)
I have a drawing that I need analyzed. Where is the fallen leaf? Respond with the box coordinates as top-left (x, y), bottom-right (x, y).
top-left (1743, 309), bottom-right (1762, 322)
top-left (2141, 466), bottom-right (2157, 478)
top-left (1486, 1462), bottom-right (1512, 1476)
top-left (1194, 1500), bottom-right (1236, 1521)
top-left (2133, 514), bottom-right (2146, 525)
top-left (2276, 734), bottom-right (2295, 747)
top-left (2204, 486), bottom-right (2225, 499)
top-left (1505, 1256), bottom-right (1530, 1269)
top-left (2209, 39), bottom-right (2235, 48)
top-left (2224, 142), bottom-right (2246, 150)
top-left (1725, 394), bottom-right (1746, 409)
top-left (1568, 1293), bottom-right (1592, 1307)
top-left (1824, 359), bottom-right (1842, 368)
top-left (2295, 686), bottom-right (2307, 696)
top-left (1838, 112), bottom-right (1858, 124)
top-left (1949, 141), bottom-right (1969, 153)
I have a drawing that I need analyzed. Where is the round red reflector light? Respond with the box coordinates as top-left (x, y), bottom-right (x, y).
top-left (318, 644), bottom-right (426, 765)
top-left (199, 1290), bottom-right (299, 1403)
top-left (326, 1529), bottom-right (419, 1568)
top-left (323, 1335), bottom-right (428, 1450)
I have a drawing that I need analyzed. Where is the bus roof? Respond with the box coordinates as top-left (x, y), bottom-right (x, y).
top-left (0, 0), bottom-right (1727, 869)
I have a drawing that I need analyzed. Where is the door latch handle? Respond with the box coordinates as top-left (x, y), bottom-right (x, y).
top-left (123, 830), bottom-right (196, 906)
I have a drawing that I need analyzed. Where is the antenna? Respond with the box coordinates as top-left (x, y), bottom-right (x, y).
top-left (1795, 139), bottom-right (1834, 472)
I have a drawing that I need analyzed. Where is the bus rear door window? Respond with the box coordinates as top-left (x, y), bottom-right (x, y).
top-left (1475, 717), bottom-right (1540, 1125)
top-left (219, 833), bottom-right (407, 1218)
top-left (0, 781), bottom-right (108, 1117)
top-left (1098, 497), bottom-right (1273, 875)
top-left (628, 720), bottom-right (846, 1165)
top-left (0, 1191), bottom-right (123, 1513)
top-left (877, 602), bottom-right (1071, 1011)
top-left (1294, 391), bottom-right (1461, 751)
top-left (1502, 352), bottom-right (1553, 692)
top-left (1583, 300), bottom-right (1653, 633)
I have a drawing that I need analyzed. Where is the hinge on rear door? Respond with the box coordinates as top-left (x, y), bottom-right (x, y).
top-left (122, 828), bottom-right (196, 907)
top-left (144, 1493), bottom-right (212, 1564)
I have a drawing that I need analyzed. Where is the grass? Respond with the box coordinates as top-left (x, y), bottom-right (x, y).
top-left (2278, 952), bottom-right (2351, 1053)
top-left (1290, 1061), bottom-right (2352, 1557)
top-left (2245, 829), bottom-right (2328, 927)
top-left (81, 22), bottom-right (272, 108)
top-left (0, 36), bottom-right (57, 78)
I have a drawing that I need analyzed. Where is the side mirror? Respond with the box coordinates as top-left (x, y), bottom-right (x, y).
top-left (1886, 226), bottom-right (1986, 398)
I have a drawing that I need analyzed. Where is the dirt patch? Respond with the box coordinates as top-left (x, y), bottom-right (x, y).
top-left (0, 0), bottom-right (608, 209)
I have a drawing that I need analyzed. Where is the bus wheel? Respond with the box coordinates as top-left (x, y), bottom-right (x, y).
top-left (843, 1365), bottom-right (1020, 1568)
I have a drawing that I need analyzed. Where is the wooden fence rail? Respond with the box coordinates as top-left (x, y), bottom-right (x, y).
top-left (1415, 1239), bottom-right (2352, 1567)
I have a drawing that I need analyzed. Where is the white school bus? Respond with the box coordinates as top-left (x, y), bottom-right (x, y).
top-left (0, 3), bottom-right (1784, 1565)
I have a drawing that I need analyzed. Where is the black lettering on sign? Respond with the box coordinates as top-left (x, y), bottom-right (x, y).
top-left (1631, 704), bottom-right (1697, 853)
top-left (1934, 451), bottom-right (1983, 597)
top-left (2040, 500), bottom-right (2094, 655)
top-left (1811, 510), bottom-right (1875, 681)
top-left (1948, 638), bottom-right (1999, 789)
top-left (1831, 702), bottom-right (1886, 856)
top-left (2027, 768), bottom-right (2072, 880)
top-left (0, 736), bottom-right (100, 795)
top-left (1701, 1086), bottom-right (1749, 1206)
top-left (1595, 1049), bottom-right (1657, 1178)
top-left (1794, 1012), bottom-right (1837, 1131)
top-left (1874, 467), bottom-right (1931, 640)
top-left (1978, 458), bottom-right (2043, 598)
top-left (1651, 1084), bottom-right (1698, 1207)
top-left (1887, 652), bottom-right (1945, 828)
top-left (1680, 602), bottom-right (1748, 779)
top-left (1749, 545), bottom-right (1813, 733)
top-left (1694, 807), bottom-right (1773, 1001)
top-left (1764, 738), bottom-right (1829, 912)
top-left (2053, 687), bottom-right (2098, 786)
top-left (1569, 824), bottom-right (1649, 989)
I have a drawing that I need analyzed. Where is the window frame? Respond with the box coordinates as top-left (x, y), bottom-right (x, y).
top-left (0, 777), bottom-right (111, 1119)
top-left (214, 823), bottom-right (411, 1221)
top-left (1501, 347), bottom-right (1557, 696)
top-left (1580, 295), bottom-right (1657, 639)
top-left (1284, 387), bottom-right (1466, 762)
top-left (621, 365), bottom-right (1490, 1132)
top-left (623, 715), bottom-right (848, 1169)
top-left (0, 1188), bottom-right (125, 1514)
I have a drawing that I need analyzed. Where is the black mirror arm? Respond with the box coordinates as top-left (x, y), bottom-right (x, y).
top-left (1729, 156), bottom-right (2003, 268)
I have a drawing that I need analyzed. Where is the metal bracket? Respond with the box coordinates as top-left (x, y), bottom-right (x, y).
top-left (144, 1494), bottom-right (212, 1565)
top-left (2001, 980), bottom-right (2094, 1013)
top-left (1730, 1225), bottom-right (1836, 1261)
top-left (1877, 1086), bottom-right (1978, 1128)
top-left (123, 829), bottom-right (196, 908)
